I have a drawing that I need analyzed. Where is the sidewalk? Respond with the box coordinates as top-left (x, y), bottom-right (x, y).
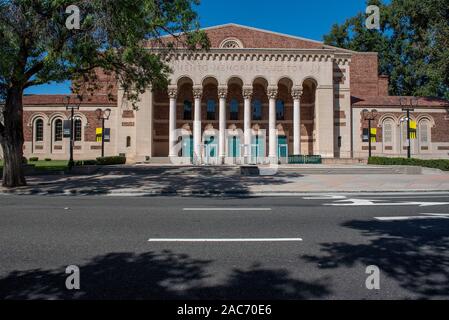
top-left (1, 165), bottom-right (449, 196)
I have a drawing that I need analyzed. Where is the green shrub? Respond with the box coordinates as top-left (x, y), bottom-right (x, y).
top-left (29, 157), bottom-right (39, 162)
top-left (96, 156), bottom-right (126, 166)
top-left (368, 157), bottom-right (449, 171)
top-left (74, 160), bottom-right (98, 166)
top-left (44, 158), bottom-right (52, 162)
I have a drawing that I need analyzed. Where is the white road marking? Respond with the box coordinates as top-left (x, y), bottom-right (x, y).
top-left (303, 195), bottom-right (347, 200)
top-left (326, 198), bottom-right (449, 207)
top-left (148, 238), bottom-right (303, 242)
top-left (375, 213), bottom-right (449, 221)
top-left (183, 208), bottom-right (272, 211)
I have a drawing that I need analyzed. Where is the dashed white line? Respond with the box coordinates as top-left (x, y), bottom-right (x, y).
top-left (148, 238), bottom-right (303, 242)
top-left (183, 208), bottom-right (272, 211)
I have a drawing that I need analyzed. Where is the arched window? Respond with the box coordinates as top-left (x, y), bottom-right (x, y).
top-left (74, 118), bottom-right (82, 141)
top-left (183, 100), bottom-right (192, 120)
top-left (252, 99), bottom-right (262, 121)
top-left (383, 119), bottom-right (394, 144)
top-left (35, 118), bottom-right (44, 142)
top-left (419, 119), bottom-right (430, 144)
top-left (230, 99), bottom-right (239, 120)
top-left (207, 100), bottom-right (216, 120)
top-left (126, 136), bottom-right (131, 148)
top-left (54, 119), bottom-right (63, 141)
top-left (276, 100), bottom-right (285, 121)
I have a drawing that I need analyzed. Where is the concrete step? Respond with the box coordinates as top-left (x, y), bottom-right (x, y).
top-left (277, 165), bottom-right (422, 175)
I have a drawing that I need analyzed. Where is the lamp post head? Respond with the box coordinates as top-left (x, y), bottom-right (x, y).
top-left (104, 108), bottom-right (111, 120)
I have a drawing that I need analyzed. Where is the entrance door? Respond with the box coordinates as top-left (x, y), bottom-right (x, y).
top-left (182, 135), bottom-right (193, 160)
top-left (251, 135), bottom-right (265, 164)
top-left (228, 136), bottom-right (241, 158)
top-left (278, 135), bottom-right (288, 161)
top-left (204, 135), bottom-right (218, 164)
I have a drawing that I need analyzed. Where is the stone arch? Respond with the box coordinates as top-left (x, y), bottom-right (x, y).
top-left (49, 112), bottom-right (68, 125)
top-left (416, 114), bottom-right (436, 127)
top-left (378, 113), bottom-right (399, 127)
top-left (252, 76), bottom-right (269, 89)
top-left (301, 76), bottom-right (318, 88)
top-left (202, 76), bottom-right (219, 87)
top-left (176, 76), bottom-right (194, 88)
top-left (227, 76), bottom-right (244, 88)
top-left (28, 112), bottom-right (49, 127)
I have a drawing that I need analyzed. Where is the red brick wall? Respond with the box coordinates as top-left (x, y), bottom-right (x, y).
top-left (350, 53), bottom-right (382, 97)
top-left (23, 111), bottom-right (104, 142)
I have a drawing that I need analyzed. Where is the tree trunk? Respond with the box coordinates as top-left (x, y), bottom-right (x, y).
top-left (1, 86), bottom-right (27, 188)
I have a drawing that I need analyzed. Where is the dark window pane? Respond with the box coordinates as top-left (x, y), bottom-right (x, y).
top-left (207, 100), bottom-right (216, 120)
top-left (74, 119), bottom-right (82, 141)
top-left (35, 119), bottom-right (44, 142)
top-left (54, 119), bottom-right (63, 141)
top-left (183, 100), bottom-right (192, 120)
top-left (252, 100), bottom-right (262, 121)
top-left (276, 100), bottom-right (285, 121)
top-left (230, 99), bottom-right (239, 120)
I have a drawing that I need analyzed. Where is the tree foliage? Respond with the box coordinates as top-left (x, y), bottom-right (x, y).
top-left (0, 0), bottom-right (209, 187)
top-left (323, 0), bottom-right (449, 99)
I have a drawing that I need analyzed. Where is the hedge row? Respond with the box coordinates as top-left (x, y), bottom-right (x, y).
top-left (75, 156), bottom-right (127, 166)
top-left (368, 157), bottom-right (449, 171)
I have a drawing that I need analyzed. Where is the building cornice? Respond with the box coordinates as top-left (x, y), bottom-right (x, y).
top-left (158, 48), bottom-right (351, 64)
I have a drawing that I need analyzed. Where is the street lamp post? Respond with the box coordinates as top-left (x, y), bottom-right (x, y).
top-left (96, 108), bottom-right (111, 158)
top-left (400, 97), bottom-right (417, 159)
top-left (65, 96), bottom-right (81, 170)
top-left (362, 109), bottom-right (378, 159)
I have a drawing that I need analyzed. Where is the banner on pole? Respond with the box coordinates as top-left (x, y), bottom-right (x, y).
top-left (370, 128), bottom-right (377, 143)
top-left (96, 128), bottom-right (102, 142)
top-left (410, 121), bottom-right (417, 139)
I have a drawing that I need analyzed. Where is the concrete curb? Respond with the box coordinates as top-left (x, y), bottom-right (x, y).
top-left (2, 188), bottom-right (449, 197)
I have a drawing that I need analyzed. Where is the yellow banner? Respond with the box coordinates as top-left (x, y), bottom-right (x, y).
top-left (96, 128), bottom-right (102, 142)
top-left (370, 128), bottom-right (377, 143)
top-left (410, 121), bottom-right (417, 139)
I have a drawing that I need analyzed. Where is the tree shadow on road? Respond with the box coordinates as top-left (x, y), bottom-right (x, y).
top-left (0, 251), bottom-right (329, 300)
top-left (16, 166), bottom-right (303, 198)
top-left (302, 218), bottom-right (449, 298)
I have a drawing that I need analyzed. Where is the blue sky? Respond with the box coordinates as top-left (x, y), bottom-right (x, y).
top-left (25, 0), bottom-right (368, 95)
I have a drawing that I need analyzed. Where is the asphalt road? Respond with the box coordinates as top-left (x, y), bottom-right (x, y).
top-left (1, 192), bottom-right (449, 300)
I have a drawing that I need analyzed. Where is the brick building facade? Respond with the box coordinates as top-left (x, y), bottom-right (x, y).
top-left (3, 24), bottom-right (449, 163)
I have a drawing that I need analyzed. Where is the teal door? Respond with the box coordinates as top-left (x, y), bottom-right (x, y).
top-left (182, 135), bottom-right (193, 159)
top-left (205, 135), bottom-right (218, 158)
top-left (228, 136), bottom-right (241, 157)
top-left (278, 135), bottom-right (288, 158)
top-left (251, 135), bottom-right (265, 163)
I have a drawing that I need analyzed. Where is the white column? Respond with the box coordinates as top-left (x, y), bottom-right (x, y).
top-left (218, 86), bottom-right (227, 163)
top-left (268, 87), bottom-right (278, 162)
top-left (168, 87), bottom-right (177, 158)
top-left (292, 89), bottom-right (302, 155)
top-left (193, 86), bottom-right (203, 162)
top-left (243, 87), bottom-right (253, 162)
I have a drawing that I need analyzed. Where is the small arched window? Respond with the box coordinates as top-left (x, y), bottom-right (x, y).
top-left (383, 119), bottom-right (394, 144)
top-left (230, 99), bottom-right (239, 120)
top-left (74, 118), bottom-right (82, 141)
top-left (126, 136), bottom-right (131, 148)
top-left (419, 119), bottom-right (430, 144)
top-left (252, 99), bottom-right (262, 121)
top-left (276, 100), bottom-right (285, 121)
top-left (183, 100), bottom-right (192, 120)
top-left (54, 119), bottom-right (63, 141)
top-left (35, 118), bottom-right (44, 142)
top-left (207, 100), bottom-right (216, 120)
